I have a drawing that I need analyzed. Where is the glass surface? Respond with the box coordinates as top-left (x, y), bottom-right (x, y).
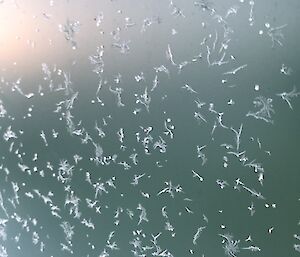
top-left (0, 0), bottom-right (299, 256)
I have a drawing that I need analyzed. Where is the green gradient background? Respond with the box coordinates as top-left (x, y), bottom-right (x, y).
top-left (0, 0), bottom-right (300, 257)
